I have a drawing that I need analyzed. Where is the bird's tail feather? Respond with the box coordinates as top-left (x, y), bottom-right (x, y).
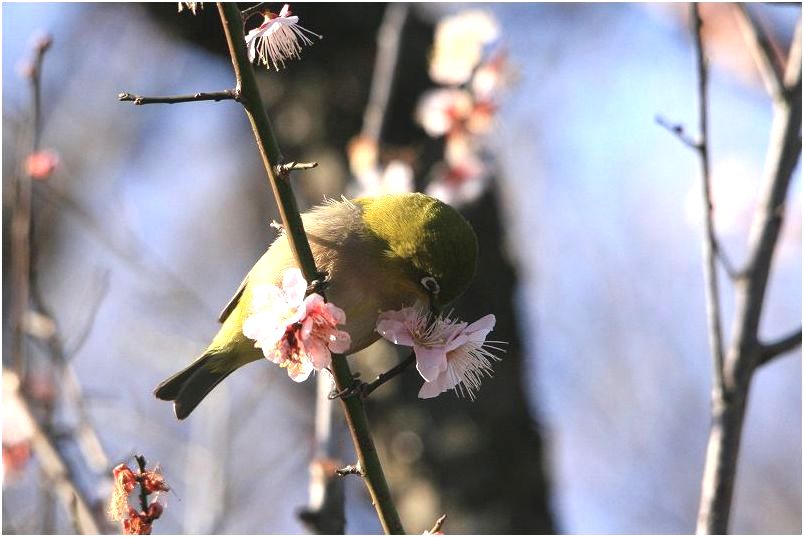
top-left (154, 350), bottom-right (235, 420)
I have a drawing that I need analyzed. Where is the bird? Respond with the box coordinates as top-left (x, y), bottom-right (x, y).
top-left (154, 192), bottom-right (479, 419)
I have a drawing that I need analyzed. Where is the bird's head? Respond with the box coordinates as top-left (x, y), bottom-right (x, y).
top-left (356, 193), bottom-right (478, 310)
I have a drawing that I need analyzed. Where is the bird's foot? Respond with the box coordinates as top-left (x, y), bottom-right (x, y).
top-left (327, 372), bottom-right (367, 400)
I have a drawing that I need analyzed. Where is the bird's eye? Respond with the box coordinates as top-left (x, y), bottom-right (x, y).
top-left (420, 276), bottom-right (440, 296)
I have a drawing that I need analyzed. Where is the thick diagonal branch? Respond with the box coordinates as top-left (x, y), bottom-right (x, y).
top-left (216, 3), bottom-right (405, 533)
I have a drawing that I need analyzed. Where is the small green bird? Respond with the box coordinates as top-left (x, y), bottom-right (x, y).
top-left (154, 193), bottom-right (478, 419)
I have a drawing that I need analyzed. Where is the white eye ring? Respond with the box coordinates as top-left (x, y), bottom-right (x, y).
top-left (420, 276), bottom-right (440, 296)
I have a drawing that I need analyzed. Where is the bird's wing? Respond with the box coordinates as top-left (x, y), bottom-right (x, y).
top-left (217, 274), bottom-right (248, 323)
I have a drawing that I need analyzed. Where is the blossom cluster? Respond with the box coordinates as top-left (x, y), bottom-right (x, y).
top-left (243, 268), bottom-right (350, 382)
top-left (377, 306), bottom-right (501, 400)
top-left (108, 462), bottom-right (169, 535)
top-left (416, 10), bottom-right (511, 206)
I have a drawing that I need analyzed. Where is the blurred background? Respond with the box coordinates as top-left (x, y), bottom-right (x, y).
top-left (2, 2), bottom-right (801, 534)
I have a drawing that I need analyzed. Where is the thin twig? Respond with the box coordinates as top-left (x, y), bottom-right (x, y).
top-left (215, 3), bottom-right (405, 533)
top-left (240, 2), bottom-right (268, 23)
top-left (759, 328), bottom-right (802, 365)
top-left (690, 4), bottom-right (727, 399)
top-left (655, 115), bottom-right (742, 280)
top-left (118, 89), bottom-right (239, 105)
top-left (361, 352), bottom-right (416, 398)
top-left (734, 4), bottom-right (786, 103)
top-left (428, 514), bottom-right (447, 534)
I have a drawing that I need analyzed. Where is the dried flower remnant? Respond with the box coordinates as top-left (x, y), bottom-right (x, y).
top-left (243, 268), bottom-right (351, 382)
top-left (245, 4), bottom-right (322, 70)
top-left (376, 307), bottom-right (502, 400)
top-left (178, 2), bottom-right (202, 14)
top-left (24, 150), bottom-right (59, 180)
top-left (108, 460), bottom-right (168, 535)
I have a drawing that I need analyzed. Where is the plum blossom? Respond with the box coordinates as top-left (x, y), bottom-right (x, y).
top-left (376, 307), bottom-right (501, 400)
top-left (243, 268), bottom-right (350, 382)
top-left (429, 10), bottom-right (500, 86)
top-left (245, 4), bottom-right (322, 71)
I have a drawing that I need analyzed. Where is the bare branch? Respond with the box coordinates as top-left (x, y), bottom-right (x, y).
top-left (118, 89), bottom-right (239, 105)
top-left (4, 370), bottom-right (106, 534)
top-left (361, 3), bottom-right (409, 143)
top-left (759, 328), bottom-right (802, 365)
top-left (655, 115), bottom-right (700, 150)
top-left (277, 161), bottom-right (319, 174)
top-left (690, 4), bottom-right (728, 398)
top-left (696, 9), bottom-right (802, 535)
top-left (428, 514), bottom-right (447, 534)
top-left (734, 4), bottom-right (786, 103)
top-left (361, 352), bottom-right (416, 398)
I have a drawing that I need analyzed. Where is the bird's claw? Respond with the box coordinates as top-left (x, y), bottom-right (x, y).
top-left (327, 375), bottom-right (369, 400)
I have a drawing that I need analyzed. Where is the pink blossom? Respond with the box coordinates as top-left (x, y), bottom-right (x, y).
top-left (415, 88), bottom-right (474, 137)
top-left (245, 4), bottom-right (321, 71)
top-left (376, 307), bottom-right (501, 400)
top-left (24, 150), bottom-right (59, 180)
top-left (243, 268), bottom-right (350, 382)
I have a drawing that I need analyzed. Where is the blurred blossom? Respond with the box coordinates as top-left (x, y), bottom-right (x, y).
top-left (245, 4), bottom-right (321, 71)
top-left (427, 153), bottom-right (489, 207)
top-left (415, 88), bottom-right (473, 137)
top-left (429, 10), bottom-right (500, 85)
top-left (347, 135), bottom-right (380, 178)
top-left (2, 389), bottom-right (33, 483)
top-left (243, 268), bottom-right (350, 382)
top-left (24, 149), bottom-right (59, 180)
top-left (471, 52), bottom-right (511, 102)
top-left (354, 160), bottom-right (415, 197)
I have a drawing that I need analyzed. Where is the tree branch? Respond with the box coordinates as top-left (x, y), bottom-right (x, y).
top-left (215, 3), bottom-right (405, 533)
top-left (759, 328), bottom-right (802, 365)
top-left (118, 89), bottom-right (239, 105)
top-left (4, 370), bottom-right (106, 534)
top-left (734, 4), bottom-right (786, 103)
top-left (690, 4), bottom-right (728, 398)
top-left (695, 8), bottom-right (802, 535)
top-left (361, 3), bottom-right (408, 143)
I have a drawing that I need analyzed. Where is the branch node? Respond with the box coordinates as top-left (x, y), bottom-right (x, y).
top-left (335, 463), bottom-right (363, 477)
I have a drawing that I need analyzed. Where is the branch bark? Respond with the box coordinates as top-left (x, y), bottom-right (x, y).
top-left (215, 3), bottom-right (405, 533)
top-left (695, 8), bottom-right (802, 534)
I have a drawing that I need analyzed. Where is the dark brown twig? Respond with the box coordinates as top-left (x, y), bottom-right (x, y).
top-left (240, 2), bottom-right (268, 23)
top-left (361, 352), bottom-right (416, 398)
top-left (117, 89), bottom-right (239, 105)
top-left (759, 328), bottom-right (802, 365)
